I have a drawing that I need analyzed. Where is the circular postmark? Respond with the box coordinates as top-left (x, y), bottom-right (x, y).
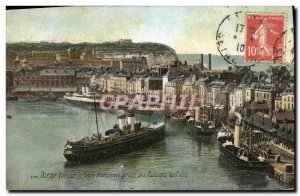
top-left (273, 27), bottom-right (294, 64)
top-left (216, 11), bottom-right (255, 67)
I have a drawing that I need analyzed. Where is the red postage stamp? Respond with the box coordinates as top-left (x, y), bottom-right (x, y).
top-left (245, 14), bottom-right (285, 63)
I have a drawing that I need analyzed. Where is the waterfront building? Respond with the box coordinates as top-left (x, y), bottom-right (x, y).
top-left (182, 74), bottom-right (197, 97)
top-left (135, 77), bottom-right (145, 94)
top-left (274, 87), bottom-right (294, 111)
top-left (127, 78), bottom-right (136, 95)
top-left (14, 69), bottom-right (40, 88)
top-left (14, 68), bottom-right (76, 92)
top-left (222, 83), bottom-right (236, 112)
top-left (162, 69), bottom-right (185, 93)
top-left (229, 83), bottom-right (247, 111)
top-left (206, 81), bottom-right (226, 106)
top-left (76, 70), bottom-right (92, 90)
top-left (253, 83), bottom-right (277, 112)
top-left (144, 76), bottom-right (163, 98)
top-left (242, 82), bottom-right (261, 103)
top-left (90, 74), bottom-right (99, 89)
top-left (107, 72), bottom-right (130, 93)
top-left (165, 79), bottom-right (183, 98)
top-left (97, 72), bottom-right (109, 92)
top-left (197, 77), bottom-right (210, 107)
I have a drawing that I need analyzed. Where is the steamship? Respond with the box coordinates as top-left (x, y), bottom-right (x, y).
top-left (64, 85), bottom-right (105, 108)
top-left (217, 116), bottom-right (270, 170)
top-left (187, 118), bottom-right (215, 136)
top-left (63, 95), bottom-right (165, 163)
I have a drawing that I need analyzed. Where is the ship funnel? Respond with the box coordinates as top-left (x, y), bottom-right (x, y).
top-left (234, 124), bottom-right (241, 147)
top-left (234, 112), bottom-right (242, 147)
top-left (81, 85), bottom-right (86, 93)
top-left (200, 54), bottom-right (204, 71)
top-left (86, 85), bottom-right (90, 94)
top-left (127, 111), bottom-right (136, 131)
top-left (195, 106), bottom-right (200, 122)
top-left (208, 53), bottom-right (212, 71)
top-left (117, 111), bottom-right (126, 130)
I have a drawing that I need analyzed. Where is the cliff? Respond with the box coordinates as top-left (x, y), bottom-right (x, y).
top-left (6, 41), bottom-right (178, 65)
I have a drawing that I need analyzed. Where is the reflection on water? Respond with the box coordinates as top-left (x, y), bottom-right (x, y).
top-left (6, 101), bottom-right (294, 190)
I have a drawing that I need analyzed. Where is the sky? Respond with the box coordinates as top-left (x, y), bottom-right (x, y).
top-left (6, 6), bottom-right (294, 56)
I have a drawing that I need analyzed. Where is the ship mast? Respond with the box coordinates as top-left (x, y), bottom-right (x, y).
top-left (93, 93), bottom-right (100, 140)
top-left (202, 95), bottom-right (205, 124)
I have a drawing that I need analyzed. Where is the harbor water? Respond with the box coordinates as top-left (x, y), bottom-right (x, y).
top-left (6, 101), bottom-right (294, 190)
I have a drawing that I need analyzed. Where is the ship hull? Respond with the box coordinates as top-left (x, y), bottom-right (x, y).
top-left (64, 97), bottom-right (103, 111)
top-left (42, 97), bottom-right (58, 101)
top-left (218, 139), bottom-right (270, 170)
top-left (6, 96), bottom-right (18, 101)
top-left (65, 97), bottom-right (96, 106)
top-left (186, 122), bottom-right (215, 136)
top-left (170, 116), bottom-right (186, 124)
top-left (18, 97), bottom-right (41, 102)
top-left (64, 125), bottom-right (165, 163)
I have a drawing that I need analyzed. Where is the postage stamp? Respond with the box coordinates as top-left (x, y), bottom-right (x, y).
top-left (245, 14), bottom-right (285, 63)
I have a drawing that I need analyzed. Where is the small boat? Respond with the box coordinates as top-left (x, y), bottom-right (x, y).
top-left (42, 96), bottom-right (58, 101)
top-left (18, 97), bottom-right (42, 102)
top-left (217, 126), bottom-right (270, 170)
top-left (170, 113), bottom-right (186, 124)
top-left (7, 115), bottom-right (12, 119)
top-left (186, 118), bottom-right (215, 136)
top-left (6, 96), bottom-right (18, 101)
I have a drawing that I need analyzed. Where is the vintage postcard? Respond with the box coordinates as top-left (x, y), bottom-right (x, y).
top-left (6, 6), bottom-right (295, 191)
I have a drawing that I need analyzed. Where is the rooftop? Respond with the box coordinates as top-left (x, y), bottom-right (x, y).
top-left (40, 69), bottom-right (75, 75)
top-left (208, 81), bottom-right (226, 88)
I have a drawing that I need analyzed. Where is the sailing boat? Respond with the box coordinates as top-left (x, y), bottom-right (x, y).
top-left (187, 96), bottom-right (215, 136)
top-left (63, 93), bottom-right (166, 163)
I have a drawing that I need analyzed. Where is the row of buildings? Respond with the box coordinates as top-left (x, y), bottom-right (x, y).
top-left (13, 65), bottom-right (294, 115)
